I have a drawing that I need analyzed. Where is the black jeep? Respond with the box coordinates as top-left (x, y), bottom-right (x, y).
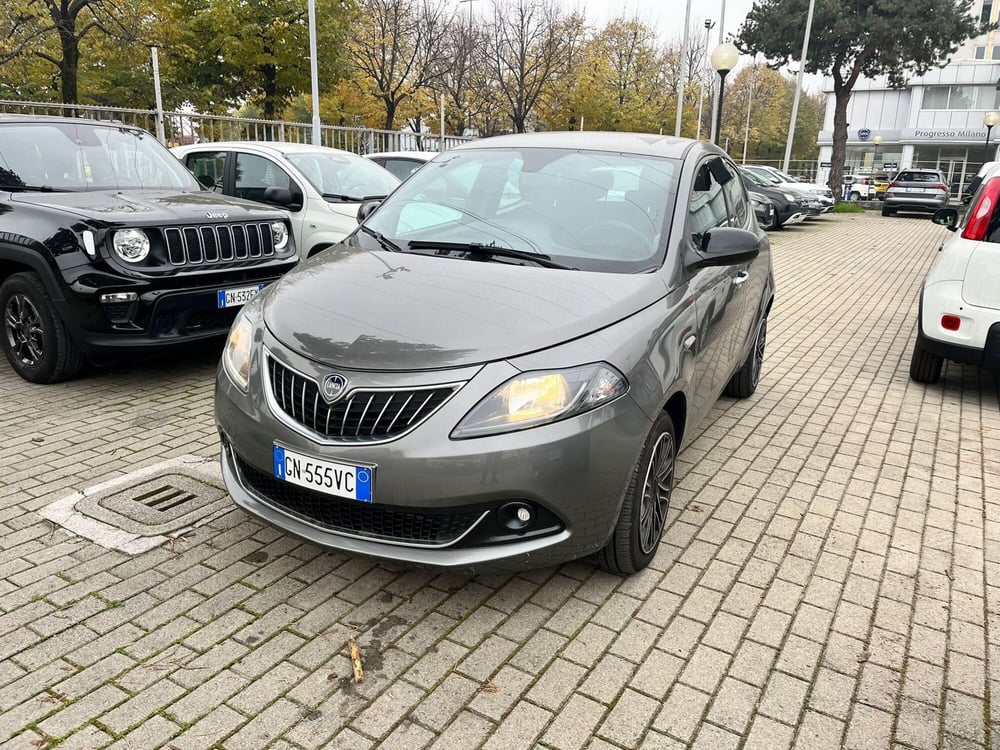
top-left (0, 115), bottom-right (297, 383)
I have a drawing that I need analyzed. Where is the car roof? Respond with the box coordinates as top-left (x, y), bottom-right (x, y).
top-left (449, 131), bottom-right (709, 159)
top-left (172, 141), bottom-right (360, 158)
top-left (0, 114), bottom-right (147, 131)
top-left (363, 151), bottom-right (438, 160)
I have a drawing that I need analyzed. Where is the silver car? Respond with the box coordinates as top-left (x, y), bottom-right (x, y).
top-left (215, 132), bottom-right (775, 574)
top-left (882, 169), bottom-right (950, 216)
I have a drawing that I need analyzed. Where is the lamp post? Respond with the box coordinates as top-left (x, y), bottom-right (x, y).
top-left (710, 43), bottom-right (739, 148)
top-left (696, 19), bottom-right (715, 140)
top-left (872, 135), bottom-right (882, 173)
top-left (984, 111), bottom-right (1000, 163)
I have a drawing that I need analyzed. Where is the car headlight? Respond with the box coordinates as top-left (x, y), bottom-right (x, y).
top-left (270, 221), bottom-right (289, 251)
top-left (451, 363), bottom-right (628, 438)
top-left (223, 310), bottom-right (255, 391)
top-left (783, 193), bottom-right (797, 202)
top-left (112, 228), bottom-right (150, 262)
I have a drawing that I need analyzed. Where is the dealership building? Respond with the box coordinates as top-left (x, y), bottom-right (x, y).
top-left (816, 9), bottom-right (1000, 196)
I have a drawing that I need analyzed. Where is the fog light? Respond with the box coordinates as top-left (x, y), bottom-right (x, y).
top-left (941, 314), bottom-right (961, 331)
top-left (499, 502), bottom-right (533, 533)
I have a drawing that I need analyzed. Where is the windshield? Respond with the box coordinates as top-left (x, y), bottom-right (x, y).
top-left (285, 150), bottom-right (399, 199)
top-left (363, 148), bottom-right (679, 273)
top-left (0, 122), bottom-right (199, 192)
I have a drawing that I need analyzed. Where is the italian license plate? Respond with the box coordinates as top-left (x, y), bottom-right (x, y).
top-left (273, 445), bottom-right (373, 502)
top-left (217, 283), bottom-right (266, 309)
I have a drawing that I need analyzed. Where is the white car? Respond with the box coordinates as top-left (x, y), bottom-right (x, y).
top-left (363, 150), bottom-right (437, 181)
top-left (842, 175), bottom-right (878, 201)
top-left (911, 167), bottom-right (1000, 382)
top-left (172, 142), bottom-right (400, 259)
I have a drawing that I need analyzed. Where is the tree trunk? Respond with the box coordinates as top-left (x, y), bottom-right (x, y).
top-left (829, 82), bottom-right (850, 201)
top-left (58, 16), bottom-right (79, 104)
top-left (262, 62), bottom-right (277, 119)
top-left (383, 98), bottom-right (397, 131)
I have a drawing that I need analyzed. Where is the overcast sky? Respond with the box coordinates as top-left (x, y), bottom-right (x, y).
top-left (559, 0), bottom-right (757, 44)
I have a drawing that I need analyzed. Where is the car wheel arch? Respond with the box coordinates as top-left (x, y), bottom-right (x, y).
top-left (663, 391), bottom-right (687, 448)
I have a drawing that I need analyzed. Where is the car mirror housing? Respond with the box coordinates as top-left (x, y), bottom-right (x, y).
top-left (689, 227), bottom-right (761, 268)
top-left (357, 198), bottom-right (383, 223)
top-left (932, 207), bottom-right (959, 231)
top-left (264, 186), bottom-right (293, 207)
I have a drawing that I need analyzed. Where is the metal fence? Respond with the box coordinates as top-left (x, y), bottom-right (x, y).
top-left (0, 100), bottom-right (473, 154)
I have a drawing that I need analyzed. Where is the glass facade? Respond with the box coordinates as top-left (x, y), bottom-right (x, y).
top-left (921, 84), bottom-right (1000, 110)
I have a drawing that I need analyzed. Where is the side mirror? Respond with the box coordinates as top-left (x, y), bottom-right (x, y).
top-left (689, 227), bottom-right (760, 268)
top-left (932, 207), bottom-right (959, 231)
top-left (196, 174), bottom-right (216, 189)
top-left (357, 198), bottom-right (382, 223)
top-left (264, 186), bottom-right (293, 206)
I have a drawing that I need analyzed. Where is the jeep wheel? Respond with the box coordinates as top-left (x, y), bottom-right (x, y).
top-left (882, 205), bottom-right (895, 217)
top-left (1, 273), bottom-right (85, 383)
top-left (725, 316), bottom-right (767, 398)
top-left (597, 411), bottom-right (676, 575)
top-left (909, 337), bottom-right (943, 384)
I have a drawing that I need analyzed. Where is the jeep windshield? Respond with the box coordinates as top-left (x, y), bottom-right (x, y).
top-left (0, 122), bottom-right (199, 192)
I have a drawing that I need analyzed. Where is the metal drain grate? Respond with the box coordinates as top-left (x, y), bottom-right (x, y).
top-left (136, 484), bottom-right (198, 513)
top-left (39, 457), bottom-right (232, 553)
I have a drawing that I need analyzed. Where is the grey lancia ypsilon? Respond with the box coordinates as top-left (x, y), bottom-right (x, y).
top-left (215, 132), bottom-right (775, 574)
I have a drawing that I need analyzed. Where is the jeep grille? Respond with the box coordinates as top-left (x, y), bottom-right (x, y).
top-left (164, 223), bottom-right (276, 265)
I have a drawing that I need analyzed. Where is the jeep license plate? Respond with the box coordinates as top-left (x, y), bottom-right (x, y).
top-left (273, 445), bottom-right (374, 502)
top-left (217, 283), bottom-right (266, 309)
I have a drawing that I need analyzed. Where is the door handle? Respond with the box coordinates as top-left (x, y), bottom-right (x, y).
top-left (733, 271), bottom-right (749, 286)
top-left (683, 334), bottom-right (697, 351)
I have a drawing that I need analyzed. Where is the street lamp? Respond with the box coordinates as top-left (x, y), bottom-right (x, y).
top-left (872, 135), bottom-right (882, 174)
top-left (711, 43), bottom-right (739, 148)
top-left (984, 111), bottom-right (1000, 163)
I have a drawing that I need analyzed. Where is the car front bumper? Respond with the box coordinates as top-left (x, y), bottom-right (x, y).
top-left (215, 343), bottom-right (654, 572)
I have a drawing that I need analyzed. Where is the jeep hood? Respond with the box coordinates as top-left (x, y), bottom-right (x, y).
top-left (262, 245), bottom-right (668, 371)
top-left (10, 190), bottom-right (285, 224)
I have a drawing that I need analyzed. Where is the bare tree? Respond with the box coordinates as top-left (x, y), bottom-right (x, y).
top-left (483, 0), bottom-right (573, 133)
top-left (432, 14), bottom-right (479, 135)
top-left (349, 0), bottom-right (451, 131)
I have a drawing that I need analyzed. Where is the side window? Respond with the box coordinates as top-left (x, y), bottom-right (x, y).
top-left (185, 151), bottom-right (225, 192)
top-left (688, 160), bottom-right (729, 244)
top-left (383, 158), bottom-right (422, 181)
top-left (234, 153), bottom-right (292, 204)
top-left (721, 163), bottom-right (750, 228)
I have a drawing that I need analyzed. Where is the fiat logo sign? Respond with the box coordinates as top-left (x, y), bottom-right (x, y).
top-left (321, 374), bottom-right (349, 402)
top-left (858, 128), bottom-right (871, 140)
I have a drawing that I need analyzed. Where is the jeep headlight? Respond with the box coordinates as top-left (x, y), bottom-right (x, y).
top-left (451, 363), bottom-right (627, 438)
top-left (783, 193), bottom-right (797, 202)
top-left (270, 221), bottom-right (289, 251)
top-left (223, 311), bottom-right (254, 391)
top-left (112, 228), bottom-right (150, 262)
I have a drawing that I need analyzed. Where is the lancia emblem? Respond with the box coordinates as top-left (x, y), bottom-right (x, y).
top-left (322, 374), bottom-right (349, 402)
top-left (206, 211), bottom-right (229, 219)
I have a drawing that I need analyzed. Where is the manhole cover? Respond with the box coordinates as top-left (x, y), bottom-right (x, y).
top-left (39, 455), bottom-right (231, 554)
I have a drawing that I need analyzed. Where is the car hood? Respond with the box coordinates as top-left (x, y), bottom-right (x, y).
top-left (9, 189), bottom-right (285, 224)
top-left (262, 245), bottom-right (668, 371)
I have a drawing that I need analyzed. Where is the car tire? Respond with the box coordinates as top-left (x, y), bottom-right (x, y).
top-left (881, 205), bottom-right (895, 217)
top-left (849, 191), bottom-right (861, 201)
top-left (724, 316), bottom-right (767, 398)
top-left (0, 272), bottom-right (85, 384)
top-left (909, 337), bottom-right (944, 384)
top-left (597, 411), bottom-right (676, 575)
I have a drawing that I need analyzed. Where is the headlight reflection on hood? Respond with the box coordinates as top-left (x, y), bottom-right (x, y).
top-left (451, 363), bottom-right (628, 438)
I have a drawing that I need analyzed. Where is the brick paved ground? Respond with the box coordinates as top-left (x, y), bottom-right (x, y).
top-left (1, 212), bottom-right (998, 749)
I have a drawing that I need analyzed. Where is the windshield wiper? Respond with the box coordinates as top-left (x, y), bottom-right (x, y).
top-left (359, 224), bottom-right (405, 253)
top-left (406, 240), bottom-right (575, 270)
top-left (323, 192), bottom-right (387, 203)
top-left (0, 184), bottom-right (61, 192)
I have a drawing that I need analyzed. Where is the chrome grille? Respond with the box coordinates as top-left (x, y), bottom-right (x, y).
top-left (164, 223), bottom-right (275, 266)
top-left (267, 356), bottom-right (457, 442)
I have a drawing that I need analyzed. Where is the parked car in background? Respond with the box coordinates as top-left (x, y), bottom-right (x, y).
top-left (909, 167), bottom-right (1000, 382)
top-left (743, 164), bottom-right (835, 211)
top-left (173, 142), bottom-right (400, 259)
top-left (0, 116), bottom-right (297, 383)
top-left (842, 174), bottom-right (878, 201)
top-left (882, 169), bottom-right (950, 216)
top-left (874, 173), bottom-right (890, 200)
top-left (215, 131), bottom-right (775, 574)
top-left (739, 170), bottom-right (807, 228)
top-left (749, 190), bottom-right (776, 230)
top-left (363, 150), bottom-right (437, 181)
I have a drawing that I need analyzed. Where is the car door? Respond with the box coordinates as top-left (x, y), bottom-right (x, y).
top-left (233, 152), bottom-right (308, 249)
top-left (685, 157), bottom-right (746, 425)
top-left (182, 150), bottom-right (227, 193)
